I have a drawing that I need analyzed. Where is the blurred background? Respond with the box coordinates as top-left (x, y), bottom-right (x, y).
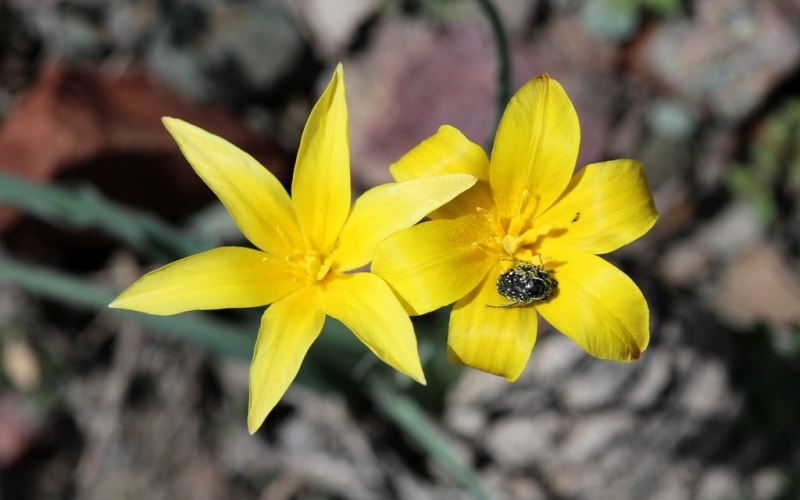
top-left (1, 0), bottom-right (800, 498)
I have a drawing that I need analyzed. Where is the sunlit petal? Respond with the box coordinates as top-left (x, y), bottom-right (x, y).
top-left (389, 126), bottom-right (493, 220)
top-left (333, 174), bottom-right (477, 270)
top-left (248, 287), bottom-right (324, 433)
top-left (372, 216), bottom-right (495, 315)
top-left (162, 117), bottom-right (301, 256)
top-left (292, 64), bottom-right (351, 254)
top-left (537, 160), bottom-right (659, 255)
top-left (390, 125), bottom-right (490, 182)
top-left (448, 268), bottom-right (539, 381)
top-left (429, 180), bottom-right (497, 220)
top-left (109, 247), bottom-right (299, 315)
top-left (321, 273), bottom-right (426, 384)
top-left (489, 75), bottom-right (580, 217)
top-left (536, 249), bottom-right (649, 361)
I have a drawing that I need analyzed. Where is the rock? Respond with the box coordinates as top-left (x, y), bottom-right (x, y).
top-left (146, 2), bottom-right (304, 102)
top-left (1, 339), bottom-right (40, 392)
top-left (658, 201), bottom-right (762, 287)
top-left (695, 467), bottom-right (741, 500)
top-left (443, 406), bottom-right (486, 437)
top-left (560, 360), bottom-right (638, 411)
top-left (447, 366), bottom-right (512, 407)
top-left (677, 358), bottom-right (740, 419)
top-left (484, 413), bottom-right (561, 468)
top-left (716, 242), bottom-right (800, 327)
top-left (286, 0), bottom-right (378, 59)
top-left (523, 331), bottom-right (585, 384)
top-left (558, 411), bottom-right (634, 464)
top-left (624, 350), bottom-right (673, 410)
top-left (642, 0), bottom-right (800, 124)
top-left (751, 467), bottom-right (785, 499)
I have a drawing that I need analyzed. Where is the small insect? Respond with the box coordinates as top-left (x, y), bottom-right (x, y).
top-left (490, 260), bottom-right (558, 308)
top-left (572, 212), bottom-right (581, 223)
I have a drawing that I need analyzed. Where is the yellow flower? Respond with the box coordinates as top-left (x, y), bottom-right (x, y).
top-left (372, 74), bottom-right (659, 381)
top-left (109, 65), bottom-right (477, 432)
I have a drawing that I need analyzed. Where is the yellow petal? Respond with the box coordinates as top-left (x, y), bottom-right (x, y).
top-left (292, 64), bottom-right (351, 254)
top-left (489, 75), bottom-right (580, 218)
top-left (537, 160), bottom-right (659, 255)
top-left (109, 247), bottom-right (299, 315)
top-left (372, 216), bottom-right (495, 315)
top-left (390, 125), bottom-right (490, 182)
top-left (321, 273), bottom-right (426, 384)
top-left (162, 117), bottom-right (302, 256)
top-left (248, 287), bottom-right (324, 433)
top-left (389, 126), bottom-right (493, 220)
top-left (332, 174), bottom-right (477, 270)
top-left (448, 267), bottom-right (539, 381)
top-left (429, 180), bottom-right (497, 220)
top-left (535, 249), bottom-right (649, 361)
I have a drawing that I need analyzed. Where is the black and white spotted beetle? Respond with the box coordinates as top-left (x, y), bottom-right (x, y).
top-left (491, 260), bottom-right (558, 308)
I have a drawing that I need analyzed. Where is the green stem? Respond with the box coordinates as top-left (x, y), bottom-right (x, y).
top-left (475, 0), bottom-right (512, 135)
top-left (369, 378), bottom-right (489, 500)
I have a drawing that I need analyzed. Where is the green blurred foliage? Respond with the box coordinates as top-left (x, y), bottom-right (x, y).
top-left (614, 0), bottom-right (684, 17)
top-left (0, 171), bottom-right (484, 497)
top-left (582, 0), bottom-right (683, 41)
top-left (727, 99), bottom-right (800, 225)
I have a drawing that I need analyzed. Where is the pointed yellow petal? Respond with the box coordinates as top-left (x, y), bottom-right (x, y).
top-left (321, 273), bottom-right (426, 384)
top-left (292, 64), bottom-right (351, 253)
top-left (372, 216), bottom-right (495, 315)
top-left (489, 75), bottom-right (580, 217)
top-left (109, 247), bottom-right (299, 315)
top-left (536, 249), bottom-right (649, 361)
top-left (426, 180), bottom-right (495, 221)
top-left (390, 125), bottom-right (490, 182)
top-left (448, 268), bottom-right (539, 381)
top-left (248, 287), bottom-right (324, 433)
top-left (537, 160), bottom-right (659, 255)
top-left (162, 117), bottom-right (301, 256)
top-left (389, 125), bottom-right (493, 220)
top-left (332, 174), bottom-right (477, 270)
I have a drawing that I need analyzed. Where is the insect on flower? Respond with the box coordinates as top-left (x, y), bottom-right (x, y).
top-left (373, 73), bottom-right (658, 379)
top-left (491, 260), bottom-right (558, 308)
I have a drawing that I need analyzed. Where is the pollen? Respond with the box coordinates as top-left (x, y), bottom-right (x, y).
top-left (290, 252), bottom-right (334, 283)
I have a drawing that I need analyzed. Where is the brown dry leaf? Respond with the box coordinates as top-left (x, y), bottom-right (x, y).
top-left (0, 393), bottom-right (33, 468)
top-left (0, 60), bottom-right (286, 233)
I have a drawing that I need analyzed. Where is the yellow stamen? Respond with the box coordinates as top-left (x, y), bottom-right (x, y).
top-left (316, 258), bottom-right (332, 281)
top-left (502, 234), bottom-right (520, 255)
top-left (287, 251), bottom-right (334, 283)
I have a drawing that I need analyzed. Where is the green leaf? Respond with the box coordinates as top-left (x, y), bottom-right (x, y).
top-left (0, 171), bottom-right (209, 260)
top-left (0, 254), bottom-right (253, 359)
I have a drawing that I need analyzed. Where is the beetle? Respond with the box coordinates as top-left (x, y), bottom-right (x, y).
top-left (490, 260), bottom-right (558, 308)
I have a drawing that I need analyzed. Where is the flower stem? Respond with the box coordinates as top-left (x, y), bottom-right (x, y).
top-left (475, 0), bottom-right (511, 135)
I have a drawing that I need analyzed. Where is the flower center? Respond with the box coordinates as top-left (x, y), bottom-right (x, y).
top-left (288, 250), bottom-right (334, 283)
top-left (479, 189), bottom-right (553, 261)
